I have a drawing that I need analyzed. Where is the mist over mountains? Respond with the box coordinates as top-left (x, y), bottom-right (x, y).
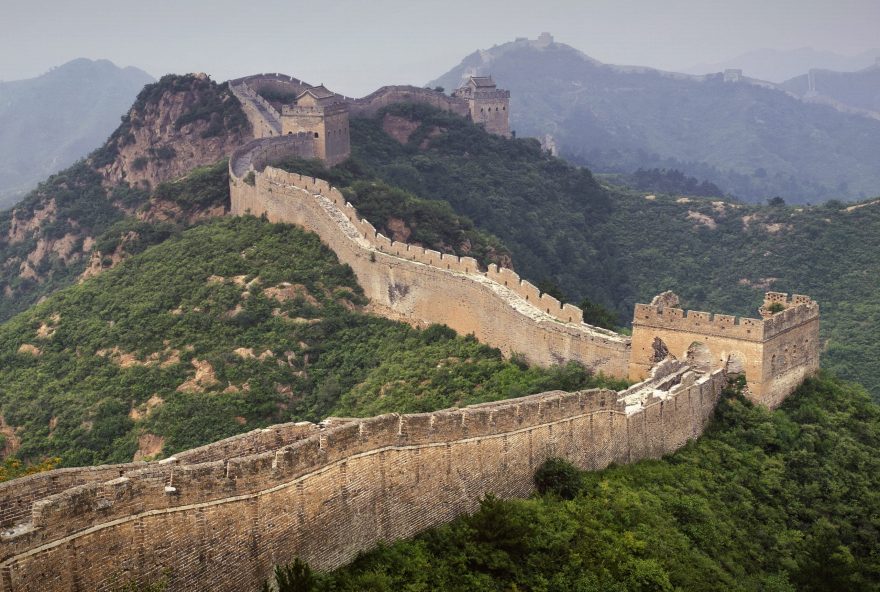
top-left (431, 36), bottom-right (880, 203)
top-left (781, 61), bottom-right (880, 117)
top-left (0, 58), bottom-right (153, 208)
top-left (685, 46), bottom-right (880, 83)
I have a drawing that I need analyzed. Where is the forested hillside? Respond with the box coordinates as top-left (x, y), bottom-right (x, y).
top-left (325, 104), bottom-right (880, 396)
top-left (430, 38), bottom-right (880, 203)
top-left (0, 216), bottom-right (618, 468)
top-left (0, 59), bottom-right (154, 207)
top-left (295, 374), bottom-right (880, 592)
top-left (0, 73), bottom-right (250, 323)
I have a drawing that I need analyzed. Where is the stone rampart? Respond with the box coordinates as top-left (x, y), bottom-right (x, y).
top-left (229, 135), bottom-right (316, 178)
top-left (346, 85), bottom-right (470, 118)
top-left (632, 303), bottom-right (766, 341)
top-left (629, 296), bottom-right (819, 407)
top-left (1, 367), bottom-right (726, 592)
top-left (229, 83), bottom-right (282, 138)
top-left (228, 138), bottom-right (631, 375)
top-left (0, 422), bottom-right (320, 531)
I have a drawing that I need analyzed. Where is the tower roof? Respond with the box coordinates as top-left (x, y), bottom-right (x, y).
top-left (295, 85), bottom-right (338, 104)
top-left (468, 76), bottom-right (496, 88)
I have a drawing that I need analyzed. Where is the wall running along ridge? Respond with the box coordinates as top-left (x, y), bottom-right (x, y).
top-left (1, 361), bottom-right (726, 592)
top-left (228, 138), bottom-right (631, 375)
top-left (0, 79), bottom-right (820, 592)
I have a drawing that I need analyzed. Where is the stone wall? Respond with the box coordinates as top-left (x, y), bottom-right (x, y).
top-left (0, 365), bottom-right (726, 592)
top-left (0, 421), bottom-right (320, 531)
top-left (229, 83), bottom-right (282, 138)
top-left (629, 295), bottom-right (820, 407)
top-left (346, 85), bottom-right (470, 118)
top-left (227, 139), bottom-right (631, 375)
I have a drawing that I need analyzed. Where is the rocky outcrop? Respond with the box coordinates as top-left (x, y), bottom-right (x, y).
top-left (98, 74), bottom-right (252, 190)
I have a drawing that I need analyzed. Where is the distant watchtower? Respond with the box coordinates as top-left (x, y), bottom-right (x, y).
top-left (281, 85), bottom-right (350, 166)
top-left (453, 76), bottom-right (511, 138)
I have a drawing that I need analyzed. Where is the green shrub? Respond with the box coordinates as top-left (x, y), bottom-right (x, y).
top-left (534, 457), bottom-right (583, 499)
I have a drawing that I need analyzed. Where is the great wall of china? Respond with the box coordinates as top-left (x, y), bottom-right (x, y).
top-left (0, 73), bottom-right (820, 591)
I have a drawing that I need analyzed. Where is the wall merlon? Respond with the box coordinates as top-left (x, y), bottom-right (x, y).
top-left (375, 234), bottom-right (393, 249)
top-left (518, 280), bottom-right (541, 303)
top-left (460, 256), bottom-right (479, 273)
top-left (562, 303), bottom-right (584, 323)
top-left (539, 293), bottom-right (562, 314)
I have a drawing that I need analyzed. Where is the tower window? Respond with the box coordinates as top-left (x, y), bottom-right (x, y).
top-left (314, 132), bottom-right (319, 138)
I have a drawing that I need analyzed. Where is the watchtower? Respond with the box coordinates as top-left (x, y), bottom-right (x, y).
top-left (628, 291), bottom-right (819, 408)
top-left (281, 85), bottom-right (351, 166)
top-left (452, 75), bottom-right (511, 138)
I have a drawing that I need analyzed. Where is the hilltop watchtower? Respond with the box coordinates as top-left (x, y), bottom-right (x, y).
top-left (453, 75), bottom-right (511, 138)
top-left (628, 291), bottom-right (820, 408)
top-left (281, 85), bottom-right (350, 166)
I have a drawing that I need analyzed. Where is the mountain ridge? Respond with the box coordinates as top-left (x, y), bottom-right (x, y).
top-left (0, 58), bottom-right (154, 207)
top-left (430, 36), bottom-right (880, 203)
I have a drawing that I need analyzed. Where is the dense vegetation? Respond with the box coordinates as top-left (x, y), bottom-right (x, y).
top-left (430, 38), bottom-right (880, 203)
top-left (336, 103), bottom-right (880, 396)
top-left (0, 58), bottom-right (153, 207)
top-left (0, 217), bottom-right (623, 469)
top-left (624, 168), bottom-right (725, 198)
top-left (0, 163), bottom-right (121, 320)
top-left (271, 373), bottom-right (880, 591)
top-left (0, 158), bottom-right (230, 323)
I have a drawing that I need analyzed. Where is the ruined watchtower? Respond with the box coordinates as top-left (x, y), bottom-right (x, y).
top-left (453, 75), bottom-right (511, 138)
top-left (281, 85), bottom-right (350, 166)
top-left (629, 291), bottom-right (820, 408)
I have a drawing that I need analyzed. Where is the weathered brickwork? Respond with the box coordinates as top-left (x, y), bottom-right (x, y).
top-left (228, 72), bottom-right (510, 152)
top-left (452, 76), bottom-right (511, 137)
top-left (629, 292), bottom-right (820, 407)
top-left (1, 364), bottom-right (725, 592)
top-left (224, 138), bottom-right (818, 405)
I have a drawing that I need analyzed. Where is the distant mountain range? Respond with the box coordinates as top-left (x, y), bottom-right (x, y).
top-left (430, 36), bottom-right (880, 203)
top-left (0, 58), bottom-right (154, 208)
top-left (685, 47), bottom-right (880, 83)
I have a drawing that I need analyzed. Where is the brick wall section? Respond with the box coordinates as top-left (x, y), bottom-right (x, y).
top-left (346, 85), bottom-right (471, 118)
top-left (629, 294), bottom-right (820, 407)
top-left (0, 367), bottom-right (725, 592)
top-left (0, 422), bottom-right (321, 530)
top-left (227, 139), bottom-right (631, 375)
top-left (228, 83), bottom-right (282, 138)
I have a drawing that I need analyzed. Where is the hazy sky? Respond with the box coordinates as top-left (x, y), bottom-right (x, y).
top-left (2, 0), bottom-right (878, 95)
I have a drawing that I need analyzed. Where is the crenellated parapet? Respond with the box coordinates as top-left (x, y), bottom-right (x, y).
top-left (631, 303), bottom-right (766, 341)
top-left (1, 364), bottom-right (726, 592)
top-left (228, 137), bottom-right (630, 376)
top-left (346, 85), bottom-right (470, 118)
top-left (630, 291), bottom-right (819, 407)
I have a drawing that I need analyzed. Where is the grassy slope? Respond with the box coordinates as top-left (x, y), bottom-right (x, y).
top-left (0, 217), bottom-right (623, 468)
top-left (308, 374), bottom-right (880, 592)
